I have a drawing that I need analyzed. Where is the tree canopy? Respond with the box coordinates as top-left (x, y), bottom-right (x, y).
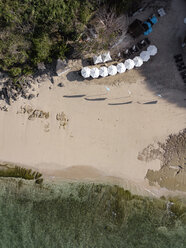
top-left (0, 0), bottom-right (95, 77)
top-left (0, 0), bottom-right (141, 78)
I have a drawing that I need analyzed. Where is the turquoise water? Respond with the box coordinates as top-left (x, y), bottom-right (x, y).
top-left (0, 178), bottom-right (186, 248)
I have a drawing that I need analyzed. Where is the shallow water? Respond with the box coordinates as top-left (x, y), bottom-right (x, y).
top-left (0, 178), bottom-right (186, 248)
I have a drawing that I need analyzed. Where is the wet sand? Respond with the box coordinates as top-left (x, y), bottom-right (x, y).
top-left (146, 129), bottom-right (186, 192)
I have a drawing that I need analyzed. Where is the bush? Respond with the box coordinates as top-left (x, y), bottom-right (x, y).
top-left (31, 34), bottom-right (52, 65)
top-left (9, 67), bottom-right (22, 77)
top-left (22, 65), bottom-right (33, 76)
top-left (0, 165), bottom-right (43, 183)
top-left (0, 0), bottom-right (141, 79)
top-left (0, 0), bottom-right (98, 78)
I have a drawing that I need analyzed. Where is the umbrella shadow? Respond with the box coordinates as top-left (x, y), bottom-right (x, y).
top-left (108, 101), bottom-right (133, 105)
top-left (137, 100), bottom-right (158, 104)
top-left (143, 100), bottom-right (158, 104)
top-left (63, 94), bottom-right (86, 98)
top-left (66, 70), bottom-right (84, 82)
top-left (84, 97), bottom-right (107, 101)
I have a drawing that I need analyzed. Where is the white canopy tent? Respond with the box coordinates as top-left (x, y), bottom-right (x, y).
top-left (133, 56), bottom-right (143, 67)
top-left (108, 65), bottom-right (117, 76)
top-left (101, 52), bottom-right (112, 63)
top-left (81, 67), bottom-right (91, 78)
top-left (93, 55), bottom-right (103, 65)
top-left (116, 63), bottom-right (126, 73)
top-left (99, 66), bottom-right (108, 77)
top-left (124, 59), bottom-right (135, 70)
top-left (90, 68), bottom-right (100, 78)
top-left (140, 51), bottom-right (150, 62)
top-left (147, 45), bottom-right (158, 56)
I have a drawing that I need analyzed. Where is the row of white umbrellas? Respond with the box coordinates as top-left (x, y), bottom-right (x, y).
top-left (140, 45), bottom-right (157, 62)
top-left (81, 60), bottom-right (135, 79)
top-left (81, 45), bottom-right (157, 78)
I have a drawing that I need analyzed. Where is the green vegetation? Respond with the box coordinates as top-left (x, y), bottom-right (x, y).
top-left (0, 166), bottom-right (43, 184)
top-left (0, 180), bottom-right (186, 247)
top-left (0, 0), bottom-right (142, 79)
top-left (0, 0), bottom-right (96, 78)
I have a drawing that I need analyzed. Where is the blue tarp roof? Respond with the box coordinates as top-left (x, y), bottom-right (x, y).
top-left (144, 27), bottom-right (152, 36)
top-left (144, 21), bottom-right (151, 28)
top-left (150, 16), bottom-right (158, 24)
top-left (143, 16), bottom-right (157, 36)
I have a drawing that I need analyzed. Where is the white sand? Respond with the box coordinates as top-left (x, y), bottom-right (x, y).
top-left (0, 72), bottom-right (185, 192)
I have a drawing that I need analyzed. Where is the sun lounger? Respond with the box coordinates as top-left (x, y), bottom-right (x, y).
top-left (176, 62), bottom-right (185, 66)
top-left (178, 66), bottom-right (186, 71)
top-left (132, 45), bottom-right (139, 53)
top-left (175, 57), bottom-right (183, 63)
top-left (137, 41), bottom-right (144, 49)
top-left (123, 49), bottom-right (132, 58)
top-left (138, 38), bottom-right (150, 47)
top-left (129, 46), bottom-right (139, 55)
top-left (174, 54), bottom-right (182, 60)
top-left (124, 38), bottom-right (150, 59)
top-left (139, 40), bottom-right (146, 49)
top-left (129, 47), bottom-right (135, 55)
top-left (144, 38), bottom-right (150, 45)
top-left (177, 62), bottom-right (185, 67)
top-left (181, 71), bottom-right (186, 76)
top-left (181, 72), bottom-right (186, 79)
top-left (157, 8), bottom-right (166, 17)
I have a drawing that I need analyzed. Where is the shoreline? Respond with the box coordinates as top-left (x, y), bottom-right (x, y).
top-left (1, 161), bottom-right (186, 199)
top-left (1, 173), bottom-right (186, 247)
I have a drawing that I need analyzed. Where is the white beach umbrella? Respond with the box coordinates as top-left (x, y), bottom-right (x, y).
top-left (140, 51), bottom-right (150, 62)
top-left (147, 45), bottom-right (158, 56)
top-left (116, 63), bottom-right (126, 73)
top-left (81, 67), bottom-right (91, 78)
top-left (90, 67), bottom-right (100, 78)
top-left (133, 56), bottom-right (143, 67)
top-left (101, 52), bottom-right (112, 63)
top-left (124, 59), bottom-right (135, 70)
top-left (93, 55), bottom-right (102, 65)
top-left (99, 66), bottom-right (108, 77)
top-left (108, 65), bottom-right (117, 76)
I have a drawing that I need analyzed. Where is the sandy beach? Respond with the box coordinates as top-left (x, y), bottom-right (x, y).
top-left (0, 0), bottom-right (186, 196)
top-left (0, 71), bottom-right (185, 195)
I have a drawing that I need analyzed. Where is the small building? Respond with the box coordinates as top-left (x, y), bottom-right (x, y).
top-left (56, 59), bottom-right (69, 76)
top-left (127, 19), bottom-right (146, 38)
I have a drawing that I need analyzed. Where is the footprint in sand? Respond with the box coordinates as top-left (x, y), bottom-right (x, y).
top-left (56, 112), bottom-right (69, 129)
top-left (44, 122), bottom-right (50, 132)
